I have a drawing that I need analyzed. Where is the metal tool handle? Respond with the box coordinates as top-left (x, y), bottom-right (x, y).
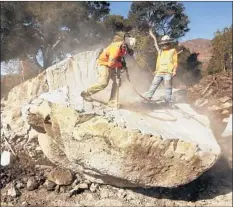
top-left (115, 68), bottom-right (120, 84)
top-left (115, 67), bottom-right (120, 109)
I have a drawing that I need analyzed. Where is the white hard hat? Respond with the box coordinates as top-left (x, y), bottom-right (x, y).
top-left (66, 53), bottom-right (73, 58)
top-left (159, 35), bottom-right (174, 45)
top-left (161, 35), bottom-right (171, 41)
top-left (125, 37), bottom-right (136, 50)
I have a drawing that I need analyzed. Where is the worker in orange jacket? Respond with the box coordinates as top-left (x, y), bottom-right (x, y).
top-left (144, 29), bottom-right (178, 106)
top-left (81, 32), bottom-right (136, 105)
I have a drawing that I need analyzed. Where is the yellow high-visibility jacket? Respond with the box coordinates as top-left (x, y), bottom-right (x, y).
top-left (97, 41), bottom-right (126, 69)
top-left (155, 48), bottom-right (178, 74)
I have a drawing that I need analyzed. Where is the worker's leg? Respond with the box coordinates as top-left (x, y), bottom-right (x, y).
top-left (144, 75), bottom-right (163, 99)
top-left (164, 74), bottom-right (173, 103)
top-left (109, 69), bottom-right (118, 102)
top-left (86, 65), bottom-right (110, 95)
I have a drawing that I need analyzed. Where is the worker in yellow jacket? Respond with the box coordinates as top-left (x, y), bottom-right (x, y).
top-left (144, 29), bottom-right (178, 106)
top-left (81, 32), bottom-right (136, 105)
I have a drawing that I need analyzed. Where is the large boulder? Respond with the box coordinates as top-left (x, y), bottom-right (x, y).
top-left (1, 49), bottom-right (221, 188)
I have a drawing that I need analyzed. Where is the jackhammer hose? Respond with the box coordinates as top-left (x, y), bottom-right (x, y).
top-left (124, 68), bottom-right (177, 121)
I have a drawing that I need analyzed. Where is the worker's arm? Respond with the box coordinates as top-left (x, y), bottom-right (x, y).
top-left (108, 47), bottom-right (123, 69)
top-left (172, 49), bottom-right (178, 77)
top-left (177, 49), bottom-right (183, 55)
top-left (149, 29), bottom-right (160, 54)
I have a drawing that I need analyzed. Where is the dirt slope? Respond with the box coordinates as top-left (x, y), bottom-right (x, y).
top-left (180, 38), bottom-right (212, 71)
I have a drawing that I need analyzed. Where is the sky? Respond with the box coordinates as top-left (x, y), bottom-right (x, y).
top-left (109, 1), bottom-right (232, 41)
top-left (1, 1), bottom-right (232, 75)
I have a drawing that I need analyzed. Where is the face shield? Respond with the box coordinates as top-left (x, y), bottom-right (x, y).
top-left (125, 37), bottom-right (136, 56)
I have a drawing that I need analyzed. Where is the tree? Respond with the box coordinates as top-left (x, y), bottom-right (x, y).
top-left (208, 26), bottom-right (232, 74)
top-left (1, 2), bottom-right (33, 61)
top-left (86, 2), bottom-right (110, 20)
top-left (1, 2), bottom-right (110, 69)
top-left (128, 1), bottom-right (190, 39)
top-left (124, 1), bottom-right (194, 87)
top-left (103, 15), bottom-right (131, 33)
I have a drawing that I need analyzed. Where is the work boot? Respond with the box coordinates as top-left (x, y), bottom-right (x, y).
top-left (142, 96), bottom-right (152, 103)
top-left (164, 101), bottom-right (176, 109)
top-left (80, 91), bottom-right (93, 102)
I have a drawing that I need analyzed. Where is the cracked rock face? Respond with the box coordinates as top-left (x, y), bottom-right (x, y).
top-left (25, 99), bottom-right (220, 188)
top-left (1, 49), bottom-right (221, 188)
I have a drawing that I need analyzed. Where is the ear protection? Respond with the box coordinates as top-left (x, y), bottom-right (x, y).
top-left (122, 32), bottom-right (134, 56)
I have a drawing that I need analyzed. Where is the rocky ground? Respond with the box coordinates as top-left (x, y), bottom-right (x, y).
top-left (0, 139), bottom-right (232, 206)
top-left (1, 71), bottom-right (232, 207)
top-left (0, 122), bottom-right (232, 206)
top-left (187, 71), bottom-right (232, 116)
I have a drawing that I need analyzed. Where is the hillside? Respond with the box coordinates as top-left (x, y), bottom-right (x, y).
top-left (180, 38), bottom-right (212, 70)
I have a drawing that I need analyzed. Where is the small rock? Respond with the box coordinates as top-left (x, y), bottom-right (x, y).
top-left (55, 185), bottom-right (60, 193)
top-left (90, 183), bottom-right (98, 192)
top-left (28, 129), bottom-right (39, 142)
top-left (221, 110), bottom-right (230, 115)
top-left (72, 179), bottom-right (80, 186)
top-left (12, 108), bottom-right (22, 119)
top-left (28, 151), bottom-right (35, 158)
top-left (8, 184), bottom-right (21, 197)
top-left (35, 146), bottom-right (42, 151)
top-left (223, 117), bottom-right (230, 123)
top-left (221, 102), bottom-right (232, 109)
top-left (222, 114), bottom-right (232, 137)
top-left (208, 105), bottom-right (221, 111)
top-left (16, 137), bottom-right (23, 144)
top-left (37, 174), bottom-right (46, 185)
top-left (100, 188), bottom-right (110, 198)
top-left (48, 168), bottom-right (73, 186)
top-left (1, 151), bottom-right (14, 166)
top-left (22, 201), bottom-right (29, 206)
top-left (219, 96), bottom-right (231, 103)
top-left (27, 177), bottom-right (39, 191)
top-left (59, 186), bottom-right (67, 193)
top-left (44, 180), bottom-right (56, 191)
top-left (21, 177), bottom-right (28, 184)
top-left (117, 189), bottom-right (127, 199)
top-left (35, 165), bottom-right (53, 170)
top-left (78, 183), bottom-right (89, 190)
top-left (132, 129), bottom-right (141, 133)
top-left (16, 181), bottom-right (25, 189)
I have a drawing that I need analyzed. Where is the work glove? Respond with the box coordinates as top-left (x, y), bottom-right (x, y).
top-left (127, 48), bottom-right (134, 56)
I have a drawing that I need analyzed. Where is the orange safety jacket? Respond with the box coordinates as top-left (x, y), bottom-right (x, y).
top-left (97, 41), bottom-right (127, 69)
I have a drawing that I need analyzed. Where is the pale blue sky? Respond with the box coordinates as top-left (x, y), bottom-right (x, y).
top-left (109, 1), bottom-right (232, 41)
